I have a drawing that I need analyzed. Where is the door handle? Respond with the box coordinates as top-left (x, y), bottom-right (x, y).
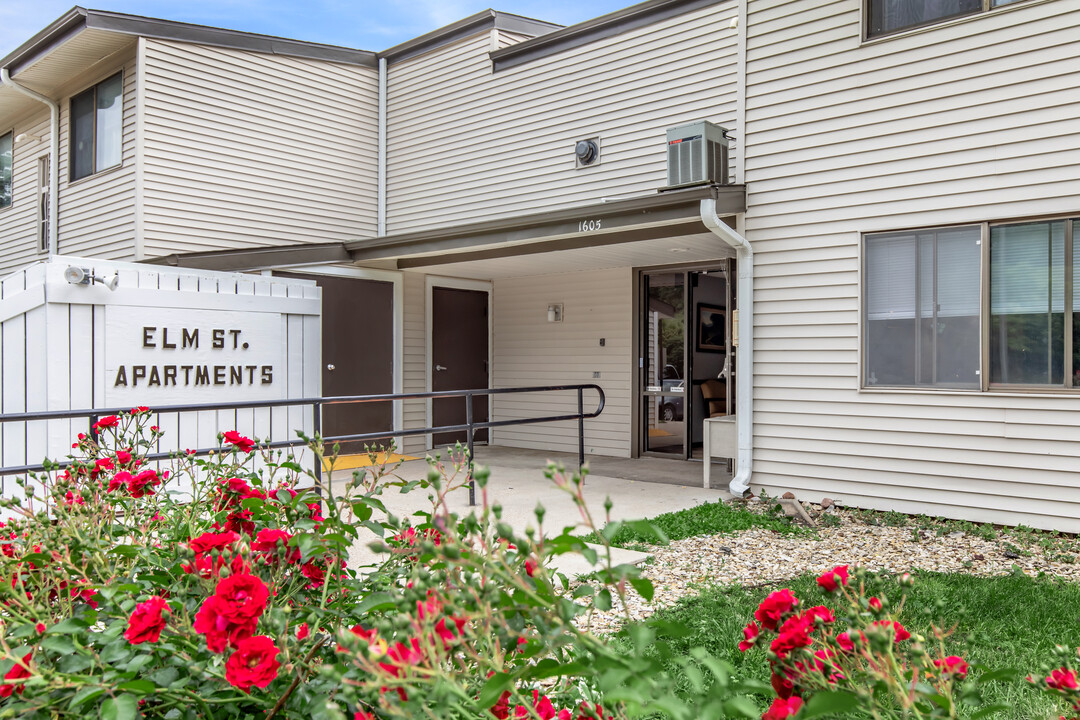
top-left (327, 364), bottom-right (335, 371)
top-left (435, 364), bottom-right (448, 371)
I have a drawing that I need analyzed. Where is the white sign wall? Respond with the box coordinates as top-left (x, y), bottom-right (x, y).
top-left (0, 256), bottom-right (322, 515)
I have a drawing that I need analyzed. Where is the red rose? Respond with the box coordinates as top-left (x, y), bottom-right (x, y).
top-left (252, 529), bottom-right (299, 563)
top-left (873, 620), bottom-right (911, 642)
top-left (184, 531), bottom-right (240, 576)
top-left (802, 605), bottom-right (835, 625)
top-left (70, 580), bottom-right (99, 609)
top-left (770, 614), bottom-right (814, 659)
top-left (108, 471), bottom-right (132, 493)
top-left (755, 589), bottom-right (799, 631)
top-left (124, 595), bottom-right (170, 644)
top-left (296, 623), bottom-right (310, 641)
top-left (770, 671), bottom-right (795, 699)
top-left (92, 415), bottom-right (119, 432)
top-left (223, 431), bottom-right (255, 453)
top-left (738, 621), bottom-right (760, 652)
top-left (220, 509), bottom-right (255, 536)
top-left (355, 713), bottom-right (376, 720)
top-left (34, 623), bottom-right (45, 634)
top-left (491, 690), bottom-right (512, 719)
top-left (224, 635), bottom-right (280, 693)
top-left (116, 449), bottom-right (133, 464)
top-left (837, 631), bottom-right (856, 653)
top-left (532, 691), bottom-right (557, 720)
top-left (131, 406), bottom-right (150, 414)
top-left (816, 565), bottom-right (849, 592)
top-left (127, 469), bottom-right (161, 498)
top-left (763, 696), bottom-right (803, 720)
top-left (0, 653), bottom-right (31, 698)
top-left (525, 558), bottom-right (538, 577)
top-left (90, 457), bottom-right (114, 478)
top-left (194, 595), bottom-right (257, 653)
top-left (868, 596), bottom-right (883, 612)
top-left (214, 573), bottom-right (269, 622)
top-left (934, 655), bottom-right (968, 679)
top-left (1048, 668), bottom-right (1080, 690)
top-left (301, 561), bottom-right (326, 589)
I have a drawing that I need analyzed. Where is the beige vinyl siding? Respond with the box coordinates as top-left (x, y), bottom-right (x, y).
top-left (491, 267), bottom-right (632, 457)
top-left (401, 272), bottom-right (427, 454)
top-left (743, 0), bottom-right (1080, 531)
top-left (385, 1), bottom-right (738, 234)
top-left (495, 30), bottom-right (536, 49)
top-left (0, 109), bottom-right (50, 275)
top-left (140, 39), bottom-right (378, 257)
top-left (57, 51), bottom-right (138, 261)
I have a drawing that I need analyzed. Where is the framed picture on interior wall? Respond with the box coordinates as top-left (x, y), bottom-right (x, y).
top-left (696, 304), bottom-right (726, 352)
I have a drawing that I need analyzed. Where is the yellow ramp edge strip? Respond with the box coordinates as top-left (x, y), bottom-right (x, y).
top-left (322, 452), bottom-right (418, 472)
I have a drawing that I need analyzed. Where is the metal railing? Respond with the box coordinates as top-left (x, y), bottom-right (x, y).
top-left (0, 384), bottom-right (606, 505)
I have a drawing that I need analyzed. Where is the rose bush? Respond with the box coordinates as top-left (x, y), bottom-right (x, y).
top-left (0, 409), bottom-right (764, 719)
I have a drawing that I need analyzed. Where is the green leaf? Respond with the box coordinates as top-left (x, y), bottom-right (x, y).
top-left (117, 679), bottom-right (155, 695)
top-left (355, 592), bottom-right (395, 615)
top-left (100, 693), bottom-right (138, 720)
top-left (629, 577), bottom-right (655, 602)
top-left (800, 691), bottom-right (860, 719)
top-left (722, 696), bottom-right (760, 719)
top-left (69, 686), bottom-right (104, 710)
top-left (976, 668), bottom-right (1020, 684)
top-left (49, 617), bottom-right (90, 634)
top-left (478, 672), bottom-right (513, 707)
top-left (42, 635), bottom-right (77, 655)
top-left (595, 589), bottom-right (612, 612)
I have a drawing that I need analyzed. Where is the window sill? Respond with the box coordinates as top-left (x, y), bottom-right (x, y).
top-left (859, 385), bottom-right (1080, 399)
top-left (66, 162), bottom-right (124, 189)
top-left (860, 0), bottom-right (1058, 47)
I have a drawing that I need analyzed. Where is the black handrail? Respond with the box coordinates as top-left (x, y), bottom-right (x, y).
top-left (0, 384), bottom-right (606, 506)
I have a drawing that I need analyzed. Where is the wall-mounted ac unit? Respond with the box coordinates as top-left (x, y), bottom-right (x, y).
top-left (664, 120), bottom-right (730, 189)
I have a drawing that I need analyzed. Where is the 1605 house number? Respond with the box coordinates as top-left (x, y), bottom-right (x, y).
top-left (578, 219), bottom-right (603, 233)
top-left (112, 326), bottom-right (273, 389)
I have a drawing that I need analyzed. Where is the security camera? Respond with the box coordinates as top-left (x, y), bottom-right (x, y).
top-left (63, 266), bottom-right (119, 291)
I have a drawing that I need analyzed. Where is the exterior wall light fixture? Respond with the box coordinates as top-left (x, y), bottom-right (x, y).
top-left (547, 303), bottom-right (563, 322)
top-left (63, 266), bottom-right (119, 290)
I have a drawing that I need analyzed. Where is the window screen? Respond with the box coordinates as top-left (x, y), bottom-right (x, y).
top-left (865, 225), bottom-right (981, 387)
top-left (867, 0), bottom-right (982, 37)
top-left (0, 131), bottom-right (11, 209)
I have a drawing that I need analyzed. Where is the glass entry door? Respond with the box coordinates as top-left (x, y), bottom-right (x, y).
top-left (642, 273), bottom-right (686, 455)
top-left (640, 264), bottom-right (734, 460)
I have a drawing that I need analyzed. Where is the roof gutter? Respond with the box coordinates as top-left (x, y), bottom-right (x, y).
top-left (1, 68), bottom-right (58, 259)
top-left (700, 198), bottom-right (752, 496)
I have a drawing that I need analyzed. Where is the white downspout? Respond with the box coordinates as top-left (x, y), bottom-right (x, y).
top-left (377, 57), bottom-right (387, 236)
top-left (701, 198), bottom-right (753, 496)
top-left (1, 68), bottom-right (59, 259)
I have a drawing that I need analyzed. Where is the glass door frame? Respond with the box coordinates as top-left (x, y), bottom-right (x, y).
top-left (633, 259), bottom-right (735, 460)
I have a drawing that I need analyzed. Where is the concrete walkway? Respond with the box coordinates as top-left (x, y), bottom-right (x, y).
top-left (331, 447), bottom-right (733, 575)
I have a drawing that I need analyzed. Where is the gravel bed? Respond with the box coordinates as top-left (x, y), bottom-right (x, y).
top-left (579, 505), bottom-right (1080, 635)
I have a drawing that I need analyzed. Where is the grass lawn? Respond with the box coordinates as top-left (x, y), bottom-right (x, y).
top-left (587, 500), bottom-right (802, 549)
top-left (612, 570), bottom-right (1080, 720)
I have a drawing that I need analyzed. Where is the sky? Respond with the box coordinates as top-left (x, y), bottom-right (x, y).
top-left (0, 0), bottom-right (635, 58)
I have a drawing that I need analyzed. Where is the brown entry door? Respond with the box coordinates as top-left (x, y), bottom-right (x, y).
top-left (278, 273), bottom-right (394, 453)
top-left (431, 286), bottom-right (489, 448)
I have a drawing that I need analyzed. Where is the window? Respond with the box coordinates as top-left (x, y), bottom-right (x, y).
top-left (37, 157), bottom-right (49, 253)
top-left (865, 217), bottom-right (1080, 391)
top-left (69, 72), bottom-right (122, 181)
top-left (867, 0), bottom-right (1030, 38)
top-left (864, 225), bottom-right (982, 388)
top-left (0, 131), bottom-right (11, 209)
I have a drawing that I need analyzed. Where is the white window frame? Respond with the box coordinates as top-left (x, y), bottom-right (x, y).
top-left (863, 0), bottom-right (1040, 41)
top-left (0, 129), bottom-right (12, 212)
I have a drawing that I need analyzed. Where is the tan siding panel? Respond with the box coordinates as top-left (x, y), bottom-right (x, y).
top-left (492, 267), bottom-right (631, 457)
top-left (141, 40), bottom-right (378, 257)
top-left (744, 0), bottom-right (1080, 530)
top-left (385, 2), bottom-right (739, 234)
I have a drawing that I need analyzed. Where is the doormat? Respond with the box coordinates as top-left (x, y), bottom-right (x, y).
top-left (322, 452), bottom-right (418, 472)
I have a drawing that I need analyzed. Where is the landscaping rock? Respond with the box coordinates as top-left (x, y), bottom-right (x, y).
top-left (781, 491), bottom-right (796, 499)
top-left (777, 498), bottom-right (816, 527)
top-left (577, 507), bottom-right (1080, 637)
top-left (820, 498), bottom-right (834, 510)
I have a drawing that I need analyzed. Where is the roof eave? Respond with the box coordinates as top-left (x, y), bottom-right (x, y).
top-left (0, 6), bottom-right (88, 75)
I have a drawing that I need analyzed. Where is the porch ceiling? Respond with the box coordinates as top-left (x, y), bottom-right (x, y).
top-left (397, 229), bottom-right (737, 279)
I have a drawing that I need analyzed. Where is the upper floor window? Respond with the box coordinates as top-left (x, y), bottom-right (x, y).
top-left (70, 72), bottom-right (123, 181)
top-left (867, 0), bottom-right (1028, 38)
top-left (0, 131), bottom-right (11, 209)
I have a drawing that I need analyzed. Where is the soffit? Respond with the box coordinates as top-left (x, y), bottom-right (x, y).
top-left (391, 229), bottom-right (737, 280)
top-left (10, 28), bottom-right (134, 94)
